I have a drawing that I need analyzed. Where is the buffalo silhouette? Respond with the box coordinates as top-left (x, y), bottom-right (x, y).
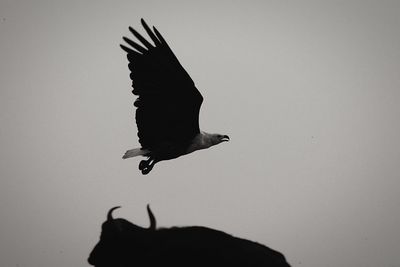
top-left (88, 205), bottom-right (291, 267)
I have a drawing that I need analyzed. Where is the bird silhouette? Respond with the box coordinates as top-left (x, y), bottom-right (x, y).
top-left (120, 19), bottom-right (229, 174)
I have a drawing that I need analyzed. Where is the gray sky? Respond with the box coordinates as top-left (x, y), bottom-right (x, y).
top-left (1, 1), bottom-right (399, 266)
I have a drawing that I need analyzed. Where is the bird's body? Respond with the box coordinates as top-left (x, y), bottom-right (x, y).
top-left (120, 19), bottom-right (229, 174)
top-left (124, 131), bottom-right (224, 159)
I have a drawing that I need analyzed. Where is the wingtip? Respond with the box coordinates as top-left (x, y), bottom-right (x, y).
top-left (120, 43), bottom-right (141, 56)
top-left (152, 26), bottom-right (161, 39)
top-left (120, 44), bottom-right (129, 52)
top-left (141, 18), bottom-right (150, 27)
top-left (141, 18), bottom-right (149, 28)
top-left (128, 26), bottom-right (140, 38)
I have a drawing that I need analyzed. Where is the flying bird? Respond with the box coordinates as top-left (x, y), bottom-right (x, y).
top-left (120, 19), bottom-right (229, 175)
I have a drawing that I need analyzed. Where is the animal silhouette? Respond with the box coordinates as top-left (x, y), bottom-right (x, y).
top-left (120, 19), bottom-right (229, 174)
top-left (88, 206), bottom-right (291, 267)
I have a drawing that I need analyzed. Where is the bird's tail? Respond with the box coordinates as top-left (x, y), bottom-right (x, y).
top-left (122, 148), bottom-right (150, 159)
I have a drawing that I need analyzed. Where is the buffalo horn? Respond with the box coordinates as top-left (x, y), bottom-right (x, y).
top-left (146, 204), bottom-right (156, 230)
top-left (107, 206), bottom-right (121, 221)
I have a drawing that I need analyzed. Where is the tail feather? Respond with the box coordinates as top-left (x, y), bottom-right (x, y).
top-left (122, 148), bottom-right (149, 159)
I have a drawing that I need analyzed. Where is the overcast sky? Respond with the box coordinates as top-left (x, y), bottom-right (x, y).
top-left (1, 1), bottom-right (400, 267)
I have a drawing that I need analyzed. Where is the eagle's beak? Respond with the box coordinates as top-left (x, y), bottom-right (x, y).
top-left (221, 135), bottom-right (230, 142)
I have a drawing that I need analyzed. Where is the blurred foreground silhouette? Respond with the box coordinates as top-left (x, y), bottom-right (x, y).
top-left (88, 205), bottom-right (291, 267)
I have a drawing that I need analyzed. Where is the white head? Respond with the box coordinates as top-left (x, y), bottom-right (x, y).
top-left (206, 133), bottom-right (230, 146)
top-left (187, 131), bottom-right (230, 154)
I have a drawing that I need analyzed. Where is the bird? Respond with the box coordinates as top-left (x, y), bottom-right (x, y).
top-left (120, 19), bottom-right (229, 175)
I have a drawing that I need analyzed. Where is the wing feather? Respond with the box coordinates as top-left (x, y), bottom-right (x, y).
top-left (122, 36), bottom-right (147, 54)
top-left (128, 26), bottom-right (154, 49)
top-left (121, 19), bottom-right (203, 149)
top-left (141, 19), bottom-right (161, 45)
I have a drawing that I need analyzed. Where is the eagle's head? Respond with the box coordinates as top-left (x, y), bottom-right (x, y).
top-left (209, 133), bottom-right (230, 146)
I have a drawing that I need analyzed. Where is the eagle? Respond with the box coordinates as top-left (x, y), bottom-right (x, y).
top-left (120, 19), bottom-right (229, 175)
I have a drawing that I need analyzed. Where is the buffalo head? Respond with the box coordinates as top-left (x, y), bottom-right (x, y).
top-left (88, 205), bottom-right (156, 266)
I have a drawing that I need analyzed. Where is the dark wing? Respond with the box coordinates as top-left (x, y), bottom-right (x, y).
top-left (120, 19), bottom-right (203, 150)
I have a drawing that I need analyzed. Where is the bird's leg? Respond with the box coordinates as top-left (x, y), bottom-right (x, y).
top-left (139, 156), bottom-right (153, 171)
top-left (141, 157), bottom-right (158, 175)
top-left (139, 160), bottom-right (147, 170)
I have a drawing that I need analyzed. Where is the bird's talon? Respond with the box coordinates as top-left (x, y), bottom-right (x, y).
top-left (139, 160), bottom-right (146, 170)
top-left (142, 167), bottom-right (150, 175)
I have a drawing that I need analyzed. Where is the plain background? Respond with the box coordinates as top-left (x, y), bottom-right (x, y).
top-left (1, 1), bottom-right (399, 266)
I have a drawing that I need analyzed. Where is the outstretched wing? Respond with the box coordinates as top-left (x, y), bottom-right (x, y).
top-left (120, 19), bottom-right (203, 150)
